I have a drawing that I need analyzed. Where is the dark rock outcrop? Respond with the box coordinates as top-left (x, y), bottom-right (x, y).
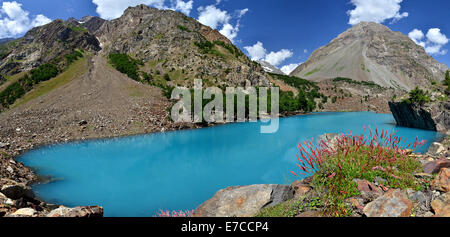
top-left (388, 102), bottom-right (437, 131)
top-left (80, 16), bottom-right (107, 35)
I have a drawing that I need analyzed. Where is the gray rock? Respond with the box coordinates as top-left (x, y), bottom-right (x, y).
top-left (47, 206), bottom-right (104, 217)
top-left (317, 133), bottom-right (339, 149)
top-left (0, 192), bottom-right (7, 203)
top-left (389, 100), bottom-right (450, 133)
top-left (427, 142), bottom-right (446, 156)
top-left (363, 189), bottom-right (413, 217)
top-left (194, 184), bottom-right (294, 217)
top-left (8, 208), bottom-right (36, 217)
top-left (389, 102), bottom-right (437, 131)
top-left (1, 183), bottom-right (35, 200)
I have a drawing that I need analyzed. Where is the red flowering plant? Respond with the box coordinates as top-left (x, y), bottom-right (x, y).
top-left (291, 125), bottom-right (426, 216)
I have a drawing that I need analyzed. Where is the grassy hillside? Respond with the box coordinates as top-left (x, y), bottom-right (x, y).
top-left (12, 57), bottom-right (88, 108)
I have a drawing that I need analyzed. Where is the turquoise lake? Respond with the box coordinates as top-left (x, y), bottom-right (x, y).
top-left (18, 112), bottom-right (443, 217)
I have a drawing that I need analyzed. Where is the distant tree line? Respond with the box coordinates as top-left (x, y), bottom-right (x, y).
top-left (268, 73), bottom-right (325, 113)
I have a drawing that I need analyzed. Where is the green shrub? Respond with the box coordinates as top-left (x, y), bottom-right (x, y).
top-left (268, 73), bottom-right (318, 90)
top-left (177, 25), bottom-right (191, 32)
top-left (332, 77), bottom-right (381, 88)
top-left (68, 25), bottom-right (88, 32)
top-left (142, 72), bottom-right (153, 82)
top-left (109, 53), bottom-right (143, 81)
top-left (163, 73), bottom-right (171, 81)
top-left (194, 41), bottom-right (214, 54)
top-left (213, 40), bottom-right (243, 58)
top-left (65, 50), bottom-right (83, 64)
top-left (30, 64), bottom-right (59, 84)
top-left (404, 87), bottom-right (430, 105)
top-left (0, 82), bottom-right (25, 107)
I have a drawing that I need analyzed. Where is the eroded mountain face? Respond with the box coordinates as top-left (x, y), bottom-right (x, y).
top-left (291, 22), bottom-right (449, 91)
top-left (0, 20), bottom-right (101, 75)
top-left (96, 4), bottom-right (270, 88)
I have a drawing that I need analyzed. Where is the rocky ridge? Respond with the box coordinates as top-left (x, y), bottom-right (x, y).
top-left (0, 19), bottom-right (101, 76)
top-left (96, 4), bottom-right (270, 88)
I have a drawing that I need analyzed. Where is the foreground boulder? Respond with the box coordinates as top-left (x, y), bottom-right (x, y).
top-left (47, 206), bottom-right (104, 217)
top-left (432, 192), bottom-right (450, 217)
top-left (354, 179), bottom-right (384, 197)
top-left (363, 189), bottom-right (413, 217)
top-left (0, 183), bottom-right (35, 200)
top-left (432, 168), bottom-right (450, 193)
top-left (194, 184), bottom-right (294, 217)
top-left (423, 159), bottom-right (450, 174)
top-left (427, 142), bottom-right (446, 156)
top-left (7, 208), bottom-right (37, 217)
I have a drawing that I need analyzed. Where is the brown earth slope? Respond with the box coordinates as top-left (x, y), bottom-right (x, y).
top-left (0, 55), bottom-right (173, 162)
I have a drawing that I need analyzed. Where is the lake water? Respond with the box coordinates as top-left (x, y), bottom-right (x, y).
top-left (18, 112), bottom-right (442, 217)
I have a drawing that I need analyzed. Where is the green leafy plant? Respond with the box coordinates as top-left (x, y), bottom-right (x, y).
top-left (291, 127), bottom-right (425, 216)
top-left (65, 50), bottom-right (83, 64)
top-left (177, 25), bottom-right (191, 32)
top-left (108, 53), bottom-right (143, 81)
top-left (403, 87), bottom-right (430, 105)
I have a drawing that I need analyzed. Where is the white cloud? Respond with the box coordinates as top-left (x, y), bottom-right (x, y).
top-left (0, 1), bottom-right (51, 38)
top-left (197, 5), bottom-right (248, 42)
top-left (409, 28), bottom-right (449, 55)
top-left (426, 28), bottom-right (449, 45)
top-left (32, 14), bottom-right (52, 27)
top-left (244, 41), bottom-right (266, 60)
top-left (171, 0), bottom-right (193, 16)
top-left (244, 41), bottom-right (294, 66)
top-left (281, 63), bottom-right (301, 75)
top-left (408, 29), bottom-right (424, 43)
top-left (265, 49), bottom-right (293, 66)
top-left (197, 5), bottom-right (230, 29)
top-left (347, 0), bottom-right (408, 25)
top-left (92, 0), bottom-right (193, 20)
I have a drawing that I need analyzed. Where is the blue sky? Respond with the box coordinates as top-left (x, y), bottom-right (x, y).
top-left (0, 0), bottom-right (449, 73)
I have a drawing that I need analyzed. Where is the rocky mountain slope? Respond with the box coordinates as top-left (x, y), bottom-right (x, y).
top-left (0, 20), bottom-right (101, 76)
top-left (258, 61), bottom-right (285, 75)
top-left (291, 22), bottom-right (448, 91)
top-left (95, 5), bottom-right (270, 88)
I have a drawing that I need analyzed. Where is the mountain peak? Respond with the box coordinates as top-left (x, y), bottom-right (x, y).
top-left (291, 23), bottom-right (448, 90)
